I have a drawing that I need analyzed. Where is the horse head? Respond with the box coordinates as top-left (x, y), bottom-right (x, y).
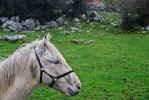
top-left (34, 34), bottom-right (81, 96)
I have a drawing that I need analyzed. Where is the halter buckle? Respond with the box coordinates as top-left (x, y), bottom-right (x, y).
top-left (53, 77), bottom-right (57, 82)
top-left (40, 68), bottom-right (45, 72)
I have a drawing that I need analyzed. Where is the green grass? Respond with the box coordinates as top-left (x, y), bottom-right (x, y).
top-left (1, 13), bottom-right (149, 100)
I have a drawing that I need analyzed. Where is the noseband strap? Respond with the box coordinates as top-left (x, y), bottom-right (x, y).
top-left (34, 48), bottom-right (73, 87)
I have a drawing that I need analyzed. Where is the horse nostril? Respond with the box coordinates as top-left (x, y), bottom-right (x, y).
top-left (77, 86), bottom-right (81, 90)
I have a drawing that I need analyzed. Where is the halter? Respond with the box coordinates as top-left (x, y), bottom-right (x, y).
top-left (34, 48), bottom-right (73, 87)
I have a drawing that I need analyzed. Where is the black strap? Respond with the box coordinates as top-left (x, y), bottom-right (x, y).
top-left (34, 48), bottom-right (44, 83)
top-left (49, 70), bottom-right (73, 87)
top-left (34, 48), bottom-right (73, 87)
top-left (57, 70), bottom-right (73, 79)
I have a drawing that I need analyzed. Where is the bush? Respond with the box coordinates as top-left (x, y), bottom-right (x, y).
top-left (106, 0), bottom-right (122, 12)
top-left (121, 0), bottom-right (149, 30)
top-left (63, 0), bottom-right (87, 17)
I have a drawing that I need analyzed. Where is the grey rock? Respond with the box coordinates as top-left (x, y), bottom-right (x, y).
top-left (10, 16), bottom-right (20, 22)
top-left (40, 25), bottom-right (47, 30)
top-left (11, 23), bottom-right (23, 32)
top-left (73, 18), bottom-right (80, 23)
top-left (81, 14), bottom-right (87, 20)
top-left (71, 39), bottom-right (83, 44)
top-left (3, 29), bottom-right (10, 32)
top-left (46, 21), bottom-right (58, 28)
top-left (86, 30), bottom-right (90, 33)
top-left (22, 18), bottom-right (36, 30)
top-left (56, 15), bottom-right (66, 25)
top-left (34, 26), bottom-right (42, 31)
top-left (141, 31), bottom-right (147, 34)
top-left (100, 25), bottom-right (105, 29)
top-left (146, 26), bottom-right (149, 31)
top-left (0, 16), bottom-right (54, 32)
top-left (64, 20), bottom-right (68, 25)
top-left (0, 17), bottom-right (9, 23)
top-left (22, 30), bottom-right (32, 34)
top-left (89, 11), bottom-right (103, 22)
top-left (58, 27), bottom-right (63, 30)
top-left (70, 27), bottom-right (82, 32)
top-left (2, 20), bottom-right (23, 32)
top-left (111, 22), bottom-right (118, 27)
top-left (35, 20), bottom-right (40, 26)
top-left (0, 34), bottom-right (27, 41)
top-left (86, 40), bottom-right (94, 44)
top-left (63, 31), bottom-right (70, 35)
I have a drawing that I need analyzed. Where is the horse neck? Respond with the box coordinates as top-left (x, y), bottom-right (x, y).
top-left (0, 48), bottom-right (40, 100)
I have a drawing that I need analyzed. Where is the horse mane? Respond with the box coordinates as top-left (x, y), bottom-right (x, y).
top-left (0, 40), bottom-right (40, 97)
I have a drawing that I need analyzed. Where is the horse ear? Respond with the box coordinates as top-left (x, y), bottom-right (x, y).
top-left (43, 33), bottom-right (51, 42)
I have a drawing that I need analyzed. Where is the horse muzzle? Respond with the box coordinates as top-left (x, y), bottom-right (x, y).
top-left (67, 85), bottom-right (81, 96)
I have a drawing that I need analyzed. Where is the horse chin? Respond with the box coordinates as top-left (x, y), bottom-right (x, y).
top-left (60, 90), bottom-right (78, 97)
top-left (60, 87), bottom-right (80, 97)
top-left (51, 85), bottom-right (80, 97)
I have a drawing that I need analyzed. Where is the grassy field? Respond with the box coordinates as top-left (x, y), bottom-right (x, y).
top-left (0, 13), bottom-right (149, 100)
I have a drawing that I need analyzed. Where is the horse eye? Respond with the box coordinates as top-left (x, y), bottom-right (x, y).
top-left (54, 60), bottom-right (60, 64)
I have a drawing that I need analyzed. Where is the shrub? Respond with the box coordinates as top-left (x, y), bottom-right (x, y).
top-left (106, 0), bottom-right (122, 12)
top-left (121, 0), bottom-right (149, 30)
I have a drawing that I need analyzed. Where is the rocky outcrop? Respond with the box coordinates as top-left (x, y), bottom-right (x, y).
top-left (0, 0), bottom-right (88, 22)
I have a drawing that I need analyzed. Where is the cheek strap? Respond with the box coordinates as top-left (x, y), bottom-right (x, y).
top-left (34, 48), bottom-right (73, 87)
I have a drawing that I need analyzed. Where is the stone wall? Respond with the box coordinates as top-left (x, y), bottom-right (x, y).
top-left (0, 0), bottom-right (87, 23)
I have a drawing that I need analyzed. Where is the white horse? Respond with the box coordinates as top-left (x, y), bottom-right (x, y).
top-left (0, 34), bottom-right (81, 100)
